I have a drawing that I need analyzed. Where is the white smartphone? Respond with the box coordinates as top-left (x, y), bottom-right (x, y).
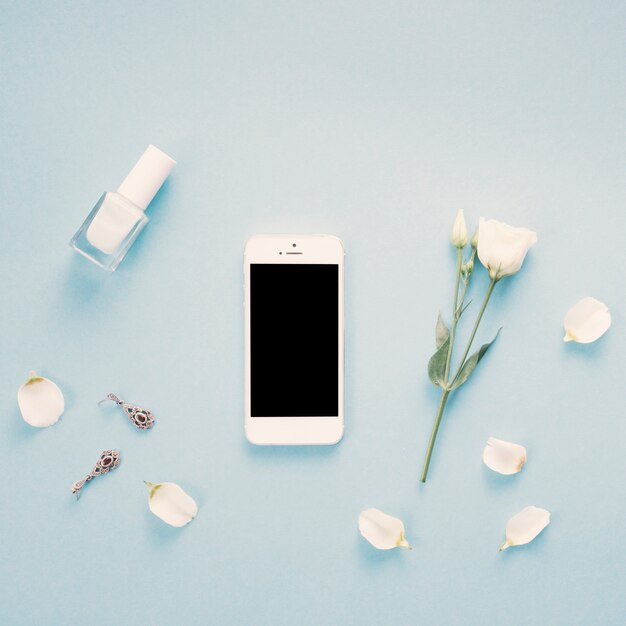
top-left (244, 234), bottom-right (344, 445)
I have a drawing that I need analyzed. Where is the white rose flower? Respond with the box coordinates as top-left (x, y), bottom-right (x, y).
top-left (477, 218), bottom-right (537, 280)
top-left (451, 209), bottom-right (468, 248)
top-left (470, 226), bottom-right (479, 249)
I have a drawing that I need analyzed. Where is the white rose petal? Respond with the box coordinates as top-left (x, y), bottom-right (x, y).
top-left (500, 506), bottom-right (550, 551)
top-left (17, 371), bottom-right (64, 428)
top-left (451, 209), bottom-right (468, 248)
top-left (358, 508), bottom-right (411, 550)
top-left (483, 437), bottom-right (527, 475)
top-left (477, 218), bottom-right (537, 280)
top-left (563, 297), bottom-right (611, 344)
top-left (145, 481), bottom-right (198, 527)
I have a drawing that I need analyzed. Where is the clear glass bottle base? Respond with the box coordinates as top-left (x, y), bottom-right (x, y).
top-left (70, 192), bottom-right (149, 272)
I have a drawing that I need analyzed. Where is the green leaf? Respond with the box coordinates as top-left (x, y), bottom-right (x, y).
top-left (455, 299), bottom-right (473, 320)
top-left (435, 312), bottom-right (450, 349)
top-left (450, 328), bottom-right (502, 391)
top-left (428, 336), bottom-right (450, 387)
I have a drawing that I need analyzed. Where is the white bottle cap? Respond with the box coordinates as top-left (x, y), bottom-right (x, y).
top-left (116, 145), bottom-right (176, 210)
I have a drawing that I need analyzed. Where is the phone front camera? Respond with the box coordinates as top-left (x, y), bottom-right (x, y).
top-left (292, 243), bottom-right (296, 247)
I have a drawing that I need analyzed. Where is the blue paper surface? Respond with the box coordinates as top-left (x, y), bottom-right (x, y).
top-left (1, 2), bottom-right (625, 625)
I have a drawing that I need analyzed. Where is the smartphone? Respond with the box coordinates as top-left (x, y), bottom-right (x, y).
top-left (244, 234), bottom-right (344, 445)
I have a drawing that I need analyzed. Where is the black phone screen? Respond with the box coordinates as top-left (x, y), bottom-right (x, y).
top-left (250, 263), bottom-right (339, 417)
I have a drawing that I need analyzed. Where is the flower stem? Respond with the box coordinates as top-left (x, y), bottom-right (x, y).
top-left (450, 278), bottom-right (497, 386)
top-left (421, 272), bottom-right (495, 483)
top-left (443, 249), bottom-right (463, 384)
top-left (457, 249), bottom-right (477, 316)
top-left (420, 389), bottom-right (450, 483)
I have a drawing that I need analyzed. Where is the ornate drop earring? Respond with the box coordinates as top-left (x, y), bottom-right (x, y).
top-left (72, 450), bottom-right (121, 499)
top-left (99, 393), bottom-right (155, 430)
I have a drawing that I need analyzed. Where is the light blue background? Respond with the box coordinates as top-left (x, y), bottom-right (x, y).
top-left (1, 2), bottom-right (625, 625)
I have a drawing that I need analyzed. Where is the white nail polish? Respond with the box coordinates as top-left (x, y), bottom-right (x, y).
top-left (70, 145), bottom-right (175, 271)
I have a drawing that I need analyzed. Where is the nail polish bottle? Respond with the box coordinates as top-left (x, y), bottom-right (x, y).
top-left (70, 145), bottom-right (176, 271)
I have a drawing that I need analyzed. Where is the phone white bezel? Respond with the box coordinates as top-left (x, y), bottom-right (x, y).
top-left (244, 234), bottom-right (344, 445)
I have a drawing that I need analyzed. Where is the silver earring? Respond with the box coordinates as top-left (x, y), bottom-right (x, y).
top-left (99, 393), bottom-right (155, 430)
top-left (72, 450), bottom-right (121, 499)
